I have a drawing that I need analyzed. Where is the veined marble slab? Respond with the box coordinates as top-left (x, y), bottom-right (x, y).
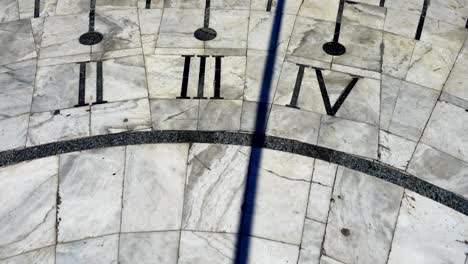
top-left (151, 99), bottom-right (199, 130)
top-left (56, 234), bottom-right (119, 264)
top-left (0, 157), bottom-right (58, 259)
top-left (298, 219), bottom-right (326, 264)
top-left (0, 114), bottom-right (29, 151)
top-left (57, 147), bottom-right (125, 242)
top-left (0, 246), bottom-right (55, 264)
top-left (388, 191), bottom-right (468, 264)
top-left (323, 166), bottom-right (403, 264)
top-left (0, 19), bottom-right (37, 66)
top-left (0, 0), bottom-right (19, 23)
top-left (121, 144), bottom-right (187, 232)
top-left (0, 63), bottom-right (35, 120)
top-left (119, 231), bottom-right (179, 264)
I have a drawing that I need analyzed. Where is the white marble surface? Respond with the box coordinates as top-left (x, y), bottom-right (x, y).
top-left (57, 147), bottom-right (125, 242)
top-left (0, 157), bottom-right (58, 259)
top-left (119, 231), bottom-right (179, 264)
top-left (56, 235), bottom-right (119, 264)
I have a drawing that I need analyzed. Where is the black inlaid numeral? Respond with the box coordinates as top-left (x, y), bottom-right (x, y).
top-left (266, 0), bottom-right (273, 11)
top-left (75, 61), bottom-right (107, 107)
top-left (415, 0), bottom-right (430, 40)
top-left (315, 68), bottom-right (359, 116)
top-left (286, 64), bottom-right (308, 109)
top-left (34, 0), bottom-right (40, 17)
top-left (177, 55), bottom-right (224, 100)
top-left (146, 0), bottom-right (151, 9)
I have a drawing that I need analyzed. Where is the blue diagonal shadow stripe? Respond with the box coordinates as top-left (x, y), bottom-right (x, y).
top-left (234, 0), bottom-right (285, 263)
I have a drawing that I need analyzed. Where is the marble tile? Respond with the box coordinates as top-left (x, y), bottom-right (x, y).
top-left (182, 144), bottom-right (248, 233)
top-left (307, 182), bottom-right (332, 223)
top-left (320, 256), bottom-right (345, 264)
top-left (266, 105), bottom-right (321, 145)
top-left (382, 32), bottom-right (415, 79)
top-left (440, 91), bottom-right (468, 110)
top-left (178, 231), bottom-right (235, 264)
top-left (380, 75), bottom-right (439, 141)
top-left (420, 17), bottom-right (467, 52)
top-left (251, 0), bottom-right (303, 15)
top-left (379, 130), bottom-right (417, 170)
top-left (243, 50), bottom-right (283, 103)
top-left (121, 144), bottom-right (187, 232)
top-left (248, 11), bottom-right (295, 55)
top-left (198, 100), bottom-right (242, 131)
top-left (32, 62), bottom-right (82, 113)
top-left (151, 99), bottom-right (199, 130)
top-left (298, 219), bottom-right (326, 264)
top-left (18, 0), bottom-right (57, 19)
top-left (384, 8), bottom-right (420, 39)
top-left (421, 101), bottom-right (468, 162)
top-left (147, 55), bottom-right (187, 98)
top-left (312, 159), bottom-right (337, 187)
top-left (287, 17), bottom-right (335, 64)
top-left (58, 147), bottom-right (125, 242)
top-left (298, 0), bottom-right (339, 22)
top-left (342, 2), bottom-right (386, 30)
top-left (0, 0), bottom-right (19, 23)
top-left (0, 114), bottom-right (29, 151)
top-left (247, 236), bottom-right (299, 264)
top-left (427, 0), bottom-right (468, 28)
top-left (205, 10), bottom-right (249, 50)
top-left (318, 116), bottom-right (379, 159)
top-left (240, 101), bottom-right (271, 133)
top-left (324, 167), bottom-right (403, 264)
top-left (387, 191), bottom-right (468, 264)
top-left (56, 234), bottom-right (119, 264)
top-left (386, 0), bottom-right (424, 14)
top-left (92, 9), bottom-right (141, 59)
top-left (27, 106), bottom-right (90, 146)
top-left (408, 143), bottom-right (468, 199)
top-left (156, 9), bottom-right (204, 49)
top-left (138, 8), bottom-right (162, 35)
top-left (56, 0), bottom-right (138, 15)
top-left (443, 52), bottom-right (468, 106)
top-left (0, 246), bottom-right (55, 264)
top-left (90, 98), bottom-right (151, 135)
top-left (332, 24), bottom-right (383, 73)
top-left (119, 231), bottom-right (179, 264)
top-left (406, 42), bottom-right (458, 91)
top-left (39, 13), bottom-right (90, 59)
top-left (0, 157), bottom-right (58, 259)
top-left (274, 64), bottom-right (380, 125)
top-left (0, 19), bottom-right (37, 66)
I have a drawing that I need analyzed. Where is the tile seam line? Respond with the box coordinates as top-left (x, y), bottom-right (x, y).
top-left (0, 130), bottom-right (466, 216)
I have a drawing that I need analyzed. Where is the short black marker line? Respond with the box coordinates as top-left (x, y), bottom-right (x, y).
top-left (465, 18), bottom-right (468, 28)
top-left (286, 64), bottom-right (308, 109)
top-left (146, 0), bottom-right (151, 9)
top-left (315, 68), bottom-right (359, 116)
top-left (34, 0), bottom-right (40, 17)
top-left (266, 0), bottom-right (273, 12)
top-left (415, 0), bottom-right (430, 40)
top-left (204, 0), bottom-right (211, 28)
top-left (379, 0), bottom-right (385, 7)
top-left (333, 0), bottom-right (346, 42)
top-left (75, 62), bottom-right (88, 107)
top-left (194, 55), bottom-right (208, 99)
top-left (211, 56), bottom-right (224, 99)
top-left (89, 0), bottom-right (96, 32)
top-left (93, 61), bottom-right (107, 105)
top-left (177, 55), bottom-right (193, 99)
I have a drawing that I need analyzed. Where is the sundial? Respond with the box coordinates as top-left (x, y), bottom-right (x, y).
top-left (0, 0), bottom-right (468, 263)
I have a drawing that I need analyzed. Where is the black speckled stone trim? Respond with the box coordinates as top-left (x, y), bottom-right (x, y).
top-left (0, 130), bottom-right (466, 216)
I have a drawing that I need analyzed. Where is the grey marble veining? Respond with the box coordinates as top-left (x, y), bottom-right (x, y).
top-left (27, 106), bottom-right (90, 146)
top-left (57, 147), bottom-right (124, 242)
top-left (0, 114), bottom-right (29, 151)
top-left (0, 0), bottom-right (18, 23)
top-left (421, 101), bottom-right (468, 163)
top-left (90, 98), bottom-right (151, 135)
top-left (0, 19), bottom-right (37, 66)
top-left (151, 99), bottom-right (199, 130)
top-left (0, 157), bottom-right (58, 259)
top-left (298, 219), bottom-right (326, 264)
top-left (56, 234), bottom-right (119, 264)
top-left (379, 130), bottom-right (417, 170)
top-left (388, 191), bottom-right (468, 264)
top-left (0, 66), bottom-right (35, 120)
top-left (178, 231), bottom-right (235, 264)
top-left (119, 231), bottom-right (179, 264)
top-left (408, 143), bottom-right (468, 199)
top-left (0, 246), bottom-right (55, 264)
top-left (121, 144), bottom-right (187, 232)
top-left (197, 100), bottom-right (242, 131)
top-left (323, 166), bottom-right (403, 264)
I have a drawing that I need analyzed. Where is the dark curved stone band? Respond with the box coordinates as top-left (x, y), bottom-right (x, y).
top-left (0, 130), bottom-right (466, 216)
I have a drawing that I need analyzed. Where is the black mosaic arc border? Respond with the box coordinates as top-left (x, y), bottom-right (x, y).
top-left (0, 130), bottom-right (466, 216)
